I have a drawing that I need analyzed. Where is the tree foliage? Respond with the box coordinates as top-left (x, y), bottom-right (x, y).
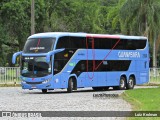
top-left (107, 0), bottom-right (160, 67)
top-left (0, 0), bottom-right (160, 67)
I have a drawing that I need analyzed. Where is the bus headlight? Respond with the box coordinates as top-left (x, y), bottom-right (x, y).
top-left (22, 81), bottom-right (26, 84)
top-left (42, 78), bottom-right (51, 84)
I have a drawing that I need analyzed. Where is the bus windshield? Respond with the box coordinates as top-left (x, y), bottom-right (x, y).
top-left (23, 38), bottom-right (55, 53)
top-left (21, 56), bottom-right (51, 77)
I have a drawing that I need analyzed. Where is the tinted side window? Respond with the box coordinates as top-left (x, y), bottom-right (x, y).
top-left (56, 37), bottom-right (146, 50)
top-left (93, 38), bottom-right (146, 50)
top-left (94, 38), bottom-right (120, 49)
top-left (71, 60), bottom-right (86, 76)
top-left (95, 38), bottom-right (112, 49)
top-left (56, 36), bottom-right (70, 49)
top-left (131, 39), bottom-right (146, 49)
top-left (95, 60), bottom-right (131, 71)
top-left (69, 37), bottom-right (86, 49)
top-left (122, 39), bottom-right (147, 50)
top-left (54, 36), bottom-right (85, 75)
top-left (107, 60), bottom-right (131, 71)
top-left (54, 49), bottom-right (75, 75)
top-left (71, 60), bottom-right (131, 75)
top-left (56, 36), bottom-right (86, 49)
top-left (86, 37), bottom-right (94, 49)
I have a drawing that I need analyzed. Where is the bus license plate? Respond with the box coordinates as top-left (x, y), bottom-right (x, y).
top-left (31, 86), bottom-right (36, 88)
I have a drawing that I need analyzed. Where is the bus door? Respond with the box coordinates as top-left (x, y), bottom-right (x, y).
top-left (73, 60), bottom-right (86, 87)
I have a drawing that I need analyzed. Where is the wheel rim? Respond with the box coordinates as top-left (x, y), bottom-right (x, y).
top-left (71, 80), bottom-right (74, 89)
top-left (42, 89), bottom-right (47, 93)
top-left (120, 79), bottom-right (125, 88)
top-left (129, 79), bottom-right (134, 87)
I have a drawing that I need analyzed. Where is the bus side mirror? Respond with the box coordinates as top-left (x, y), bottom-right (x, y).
top-left (46, 48), bottom-right (65, 63)
top-left (12, 51), bottom-right (23, 64)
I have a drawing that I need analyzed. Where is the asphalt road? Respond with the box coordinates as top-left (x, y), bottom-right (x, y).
top-left (0, 87), bottom-right (134, 120)
top-left (0, 87), bottom-right (132, 110)
top-left (0, 85), bottom-right (158, 120)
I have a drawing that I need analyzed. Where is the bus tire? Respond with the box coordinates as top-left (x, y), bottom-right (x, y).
top-left (67, 78), bottom-right (73, 93)
top-left (42, 89), bottom-right (47, 93)
top-left (118, 76), bottom-right (126, 90)
top-left (126, 76), bottom-right (135, 89)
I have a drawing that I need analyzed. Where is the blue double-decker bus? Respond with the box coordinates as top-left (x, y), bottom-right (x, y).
top-left (12, 32), bottom-right (149, 93)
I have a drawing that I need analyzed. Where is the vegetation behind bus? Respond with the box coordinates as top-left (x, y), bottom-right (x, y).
top-left (0, 0), bottom-right (160, 67)
top-left (0, 68), bottom-right (160, 85)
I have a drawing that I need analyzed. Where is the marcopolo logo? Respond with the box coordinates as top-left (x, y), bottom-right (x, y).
top-left (118, 51), bottom-right (140, 58)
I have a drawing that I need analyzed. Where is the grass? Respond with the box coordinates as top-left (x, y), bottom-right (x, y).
top-left (122, 87), bottom-right (160, 120)
top-left (0, 84), bottom-right (21, 87)
top-left (150, 77), bottom-right (160, 83)
top-left (137, 83), bottom-right (160, 86)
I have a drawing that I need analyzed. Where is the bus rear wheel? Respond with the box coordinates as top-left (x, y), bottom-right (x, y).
top-left (126, 76), bottom-right (135, 89)
top-left (114, 76), bottom-right (126, 90)
top-left (119, 76), bottom-right (126, 90)
top-left (67, 78), bottom-right (73, 93)
top-left (42, 89), bottom-right (47, 93)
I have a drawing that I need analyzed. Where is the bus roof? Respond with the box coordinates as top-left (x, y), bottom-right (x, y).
top-left (28, 32), bottom-right (87, 39)
top-left (28, 32), bottom-right (147, 40)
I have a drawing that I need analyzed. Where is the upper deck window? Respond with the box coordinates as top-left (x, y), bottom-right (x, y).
top-left (23, 38), bottom-right (55, 53)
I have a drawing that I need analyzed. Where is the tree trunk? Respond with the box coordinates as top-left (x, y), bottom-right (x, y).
top-left (153, 35), bottom-right (157, 77)
top-left (31, 0), bottom-right (35, 35)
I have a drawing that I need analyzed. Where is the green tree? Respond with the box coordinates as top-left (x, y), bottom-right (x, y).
top-left (0, 0), bottom-right (47, 66)
top-left (120, 0), bottom-right (160, 68)
top-left (0, 0), bottom-right (30, 50)
top-left (107, 0), bottom-right (160, 67)
top-left (43, 0), bottom-right (106, 33)
top-left (0, 0), bottom-right (30, 66)
top-left (106, 0), bottom-right (124, 33)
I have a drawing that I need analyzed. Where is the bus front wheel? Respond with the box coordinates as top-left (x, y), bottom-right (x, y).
top-left (42, 89), bottom-right (47, 93)
top-left (67, 78), bottom-right (73, 93)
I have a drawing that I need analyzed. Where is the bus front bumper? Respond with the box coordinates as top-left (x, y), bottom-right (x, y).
top-left (21, 75), bottom-right (53, 90)
top-left (21, 82), bottom-right (52, 90)
top-left (21, 82), bottom-right (51, 90)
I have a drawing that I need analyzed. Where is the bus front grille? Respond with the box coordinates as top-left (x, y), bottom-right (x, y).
top-left (26, 82), bottom-right (42, 84)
